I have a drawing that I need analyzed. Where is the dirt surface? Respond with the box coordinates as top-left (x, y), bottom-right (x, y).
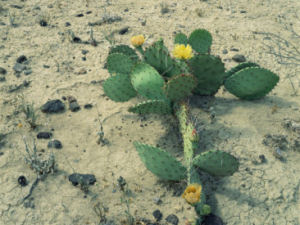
top-left (0, 0), bottom-right (300, 224)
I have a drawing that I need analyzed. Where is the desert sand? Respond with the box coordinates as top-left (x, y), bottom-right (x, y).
top-left (0, 0), bottom-right (300, 224)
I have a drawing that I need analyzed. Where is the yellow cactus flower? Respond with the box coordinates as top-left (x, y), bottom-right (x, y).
top-left (17, 123), bottom-right (23, 128)
top-left (131, 35), bottom-right (145, 47)
top-left (173, 44), bottom-right (193, 60)
top-left (182, 183), bottom-right (202, 205)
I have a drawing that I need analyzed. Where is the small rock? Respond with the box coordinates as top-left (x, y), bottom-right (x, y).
top-left (259, 154), bottom-right (266, 163)
top-left (39, 19), bottom-right (48, 26)
top-left (202, 214), bottom-right (225, 225)
top-left (0, 76), bottom-right (5, 82)
top-left (48, 139), bottom-right (62, 149)
top-left (68, 173), bottom-right (96, 186)
top-left (84, 103), bottom-right (93, 109)
top-left (69, 101), bottom-right (80, 112)
top-left (24, 68), bottom-right (32, 75)
top-left (119, 26), bottom-right (129, 35)
top-left (153, 197), bottom-right (162, 205)
top-left (41, 99), bottom-right (65, 113)
top-left (230, 48), bottom-right (239, 51)
top-left (81, 50), bottom-right (89, 55)
top-left (37, 132), bottom-right (53, 139)
top-left (240, 10), bottom-right (247, 13)
top-left (222, 49), bottom-right (228, 54)
top-left (18, 175), bottom-right (28, 186)
top-left (165, 214), bottom-right (178, 225)
top-left (65, 22), bottom-right (71, 27)
top-left (16, 55), bottom-right (28, 64)
top-left (153, 209), bottom-right (163, 221)
top-left (13, 63), bottom-right (26, 73)
top-left (0, 67), bottom-right (7, 75)
top-left (232, 54), bottom-right (246, 62)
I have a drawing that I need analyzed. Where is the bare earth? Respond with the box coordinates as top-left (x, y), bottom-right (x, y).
top-left (0, 0), bottom-right (300, 224)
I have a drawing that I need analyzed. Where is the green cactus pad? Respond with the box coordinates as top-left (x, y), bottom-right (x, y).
top-left (108, 44), bottom-right (139, 63)
top-left (102, 73), bottom-right (137, 102)
top-left (107, 53), bottom-right (134, 75)
top-left (188, 55), bottom-right (226, 95)
top-left (188, 29), bottom-right (212, 54)
top-left (131, 63), bottom-right (166, 100)
top-left (167, 59), bottom-right (191, 77)
top-left (224, 62), bottom-right (260, 80)
top-left (224, 67), bottom-right (279, 100)
top-left (163, 74), bottom-right (197, 102)
top-left (174, 32), bottom-right (188, 45)
top-left (144, 39), bottom-right (174, 77)
top-left (192, 150), bottom-right (239, 177)
top-left (133, 142), bottom-right (187, 181)
top-left (128, 99), bottom-right (172, 114)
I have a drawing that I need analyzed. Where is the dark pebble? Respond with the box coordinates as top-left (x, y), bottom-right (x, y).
top-left (69, 101), bottom-right (80, 112)
top-left (0, 67), bottom-right (7, 75)
top-left (84, 103), bottom-right (93, 109)
top-left (65, 22), bottom-right (71, 27)
top-left (222, 49), bottom-right (228, 54)
top-left (76, 13), bottom-right (84, 17)
top-left (81, 50), bottom-right (89, 55)
top-left (0, 76), bottom-right (5, 82)
top-left (259, 154), bottom-right (266, 163)
top-left (230, 48), bottom-right (239, 51)
top-left (73, 36), bottom-right (81, 43)
top-left (232, 54), bottom-right (246, 62)
top-left (202, 214), bottom-right (225, 225)
top-left (68, 173), bottom-right (96, 186)
top-left (48, 139), bottom-right (62, 149)
top-left (37, 132), bottom-right (53, 139)
top-left (13, 63), bottom-right (26, 73)
top-left (240, 10), bottom-right (247, 13)
top-left (119, 27), bottom-right (129, 35)
top-left (16, 55), bottom-right (27, 64)
top-left (18, 175), bottom-right (28, 186)
top-left (43, 65), bottom-right (50, 68)
top-left (153, 209), bottom-right (163, 221)
top-left (39, 19), bottom-right (48, 26)
top-left (165, 214), bottom-right (178, 225)
top-left (41, 99), bottom-right (65, 113)
top-left (24, 69), bottom-right (32, 75)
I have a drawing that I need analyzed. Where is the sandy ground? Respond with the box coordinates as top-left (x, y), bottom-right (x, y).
top-left (0, 0), bottom-right (300, 224)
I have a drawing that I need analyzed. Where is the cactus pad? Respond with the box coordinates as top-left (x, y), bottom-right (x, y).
top-left (174, 32), bottom-right (188, 45)
top-left (107, 53), bottom-right (134, 75)
top-left (188, 55), bottom-right (226, 95)
top-left (108, 44), bottom-right (139, 63)
top-left (144, 39), bottom-right (174, 77)
top-left (167, 59), bottom-right (190, 77)
top-left (131, 63), bottom-right (166, 100)
top-left (102, 73), bottom-right (137, 102)
top-left (128, 99), bottom-right (172, 115)
top-left (133, 142), bottom-right (187, 181)
top-left (188, 29), bottom-right (212, 54)
top-left (193, 150), bottom-right (239, 177)
top-left (224, 62), bottom-right (260, 80)
top-left (224, 67), bottom-right (279, 100)
top-left (163, 74), bottom-right (197, 102)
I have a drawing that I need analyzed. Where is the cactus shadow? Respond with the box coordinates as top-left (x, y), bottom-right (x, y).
top-left (200, 172), bottom-right (264, 214)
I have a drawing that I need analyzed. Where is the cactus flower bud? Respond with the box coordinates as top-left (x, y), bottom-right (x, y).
top-left (131, 35), bottom-right (145, 47)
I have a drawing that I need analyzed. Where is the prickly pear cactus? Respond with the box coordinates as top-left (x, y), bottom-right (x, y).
top-left (224, 67), bottom-right (280, 100)
top-left (192, 150), bottom-right (239, 177)
top-left (188, 54), bottom-right (226, 96)
top-left (131, 63), bottom-right (167, 100)
top-left (108, 44), bottom-right (139, 63)
top-left (224, 61), bottom-right (259, 80)
top-left (163, 74), bottom-right (197, 102)
top-left (133, 141), bottom-right (187, 181)
top-left (128, 99), bottom-right (172, 115)
top-left (188, 29), bottom-right (212, 54)
top-left (106, 53), bottom-right (134, 75)
top-left (102, 73), bottom-right (137, 102)
top-left (144, 39), bottom-right (174, 77)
